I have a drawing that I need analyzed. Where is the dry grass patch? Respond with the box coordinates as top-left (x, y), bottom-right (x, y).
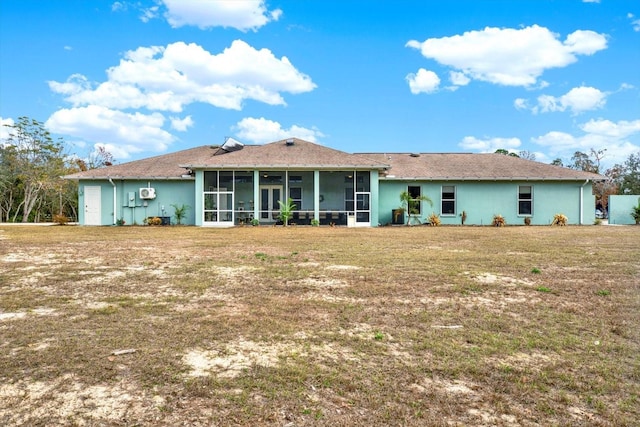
top-left (0, 225), bottom-right (638, 426)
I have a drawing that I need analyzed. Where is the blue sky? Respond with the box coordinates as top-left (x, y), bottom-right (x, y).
top-left (1, 0), bottom-right (639, 168)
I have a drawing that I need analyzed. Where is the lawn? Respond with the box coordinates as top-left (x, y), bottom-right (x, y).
top-left (0, 225), bottom-right (638, 426)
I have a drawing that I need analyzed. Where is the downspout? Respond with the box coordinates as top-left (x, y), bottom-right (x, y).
top-left (108, 177), bottom-right (117, 225)
top-left (580, 179), bottom-right (589, 225)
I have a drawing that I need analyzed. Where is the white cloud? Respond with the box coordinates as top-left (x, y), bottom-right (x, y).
top-left (449, 71), bottom-right (470, 86)
top-left (170, 115), bottom-right (194, 132)
top-left (140, 6), bottom-right (159, 23)
top-left (580, 118), bottom-right (640, 138)
top-left (532, 86), bottom-right (607, 114)
top-left (49, 40), bottom-right (315, 113)
top-left (46, 40), bottom-right (315, 159)
top-left (583, 0), bottom-right (600, 3)
top-left (406, 68), bottom-right (440, 94)
top-left (159, 0), bottom-right (282, 31)
top-left (514, 98), bottom-right (528, 110)
top-left (45, 106), bottom-right (175, 158)
top-left (0, 117), bottom-right (15, 141)
top-left (406, 25), bottom-right (607, 87)
top-left (233, 117), bottom-right (325, 144)
top-left (563, 30), bottom-right (608, 55)
top-left (459, 136), bottom-right (522, 152)
top-left (629, 13), bottom-right (640, 32)
top-left (532, 118), bottom-right (640, 166)
top-left (111, 2), bottom-right (126, 12)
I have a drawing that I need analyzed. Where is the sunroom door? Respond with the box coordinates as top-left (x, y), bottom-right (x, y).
top-left (203, 190), bottom-right (234, 226)
top-left (260, 185), bottom-right (282, 222)
top-left (355, 192), bottom-right (371, 226)
top-left (355, 171), bottom-right (371, 226)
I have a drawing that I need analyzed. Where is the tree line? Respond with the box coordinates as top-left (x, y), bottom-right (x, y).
top-left (1, 117), bottom-right (112, 222)
top-left (1, 117), bottom-right (639, 222)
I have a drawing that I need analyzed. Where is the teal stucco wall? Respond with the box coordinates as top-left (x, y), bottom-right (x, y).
top-left (79, 179), bottom-right (196, 226)
top-left (378, 180), bottom-right (596, 226)
top-left (78, 176), bottom-right (596, 227)
top-left (609, 195), bottom-right (640, 225)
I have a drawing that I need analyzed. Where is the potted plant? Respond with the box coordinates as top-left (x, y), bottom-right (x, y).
top-left (399, 190), bottom-right (432, 225)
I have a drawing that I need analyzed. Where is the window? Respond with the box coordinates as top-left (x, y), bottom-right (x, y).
top-left (408, 185), bottom-right (421, 215)
top-left (260, 173), bottom-right (282, 184)
top-left (518, 185), bottom-right (532, 216)
top-left (290, 187), bottom-right (302, 210)
top-left (345, 187), bottom-right (354, 211)
top-left (441, 185), bottom-right (456, 215)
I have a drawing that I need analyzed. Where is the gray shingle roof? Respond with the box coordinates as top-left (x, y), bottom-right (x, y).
top-left (63, 146), bottom-right (210, 180)
top-left (181, 138), bottom-right (389, 169)
top-left (64, 139), bottom-right (389, 180)
top-left (363, 152), bottom-right (606, 181)
top-left (64, 139), bottom-right (606, 182)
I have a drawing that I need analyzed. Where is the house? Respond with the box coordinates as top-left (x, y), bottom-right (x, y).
top-left (63, 138), bottom-right (605, 227)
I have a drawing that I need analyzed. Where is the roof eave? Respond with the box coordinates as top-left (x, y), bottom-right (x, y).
top-left (63, 175), bottom-right (191, 181)
top-left (380, 176), bottom-right (599, 181)
top-left (182, 164), bottom-right (389, 170)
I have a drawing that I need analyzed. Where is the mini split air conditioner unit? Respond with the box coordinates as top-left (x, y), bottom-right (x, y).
top-left (139, 187), bottom-right (156, 200)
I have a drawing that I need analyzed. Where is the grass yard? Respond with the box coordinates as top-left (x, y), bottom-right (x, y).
top-left (0, 224), bottom-right (639, 426)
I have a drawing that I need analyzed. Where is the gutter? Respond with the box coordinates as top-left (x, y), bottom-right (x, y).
top-left (378, 176), bottom-right (599, 181)
top-left (180, 164), bottom-right (390, 170)
top-left (67, 176), bottom-right (188, 181)
top-left (108, 177), bottom-right (117, 225)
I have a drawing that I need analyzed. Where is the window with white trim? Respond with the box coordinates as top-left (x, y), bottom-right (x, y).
top-left (289, 187), bottom-right (302, 210)
top-left (518, 185), bottom-right (532, 216)
top-left (441, 185), bottom-right (456, 215)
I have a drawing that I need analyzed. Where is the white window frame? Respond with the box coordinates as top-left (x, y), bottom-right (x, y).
top-left (441, 185), bottom-right (456, 216)
top-left (518, 185), bottom-right (533, 216)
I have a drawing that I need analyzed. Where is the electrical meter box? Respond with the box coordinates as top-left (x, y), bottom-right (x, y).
top-left (128, 192), bottom-right (136, 207)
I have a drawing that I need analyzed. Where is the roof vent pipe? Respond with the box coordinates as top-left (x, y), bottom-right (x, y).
top-left (285, 139), bottom-right (295, 146)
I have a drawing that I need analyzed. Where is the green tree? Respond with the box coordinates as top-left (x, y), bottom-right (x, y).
top-left (569, 149), bottom-right (605, 174)
top-left (617, 152), bottom-right (640, 195)
top-left (494, 149), bottom-right (519, 157)
top-left (1, 117), bottom-right (69, 222)
top-left (0, 144), bottom-right (20, 221)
